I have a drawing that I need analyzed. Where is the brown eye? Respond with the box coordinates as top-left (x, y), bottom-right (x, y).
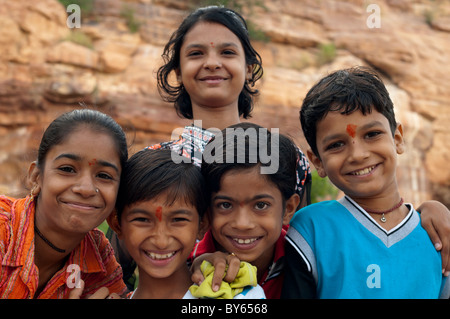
top-left (255, 202), bottom-right (269, 210)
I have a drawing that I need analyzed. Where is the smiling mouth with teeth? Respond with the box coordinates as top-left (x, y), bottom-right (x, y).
top-left (233, 237), bottom-right (260, 245)
top-left (350, 165), bottom-right (376, 176)
top-left (145, 251), bottom-right (177, 260)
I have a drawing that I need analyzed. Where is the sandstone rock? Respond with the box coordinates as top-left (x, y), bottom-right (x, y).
top-left (0, 17), bottom-right (23, 61)
top-left (46, 41), bottom-right (100, 69)
top-left (94, 33), bottom-right (140, 57)
top-left (99, 51), bottom-right (132, 73)
top-left (426, 130), bottom-right (450, 186)
top-left (431, 16), bottom-right (450, 32)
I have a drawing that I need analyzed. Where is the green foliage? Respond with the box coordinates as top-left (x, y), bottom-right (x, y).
top-left (58, 0), bottom-right (94, 16)
top-left (120, 5), bottom-right (141, 33)
top-left (316, 42), bottom-right (337, 66)
top-left (310, 170), bottom-right (339, 204)
top-left (189, 0), bottom-right (269, 42)
top-left (246, 20), bottom-right (270, 42)
top-left (63, 30), bottom-right (94, 49)
top-left (97, 220), bottom-right (109, 234)
top-left (423, 9), bottom-right (436, 27)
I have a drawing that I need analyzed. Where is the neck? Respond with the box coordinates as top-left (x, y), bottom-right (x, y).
top-left (33, 228), bottom-right (73, 296)
top-left (253, 246), bottom-right (275, 283)
top-left (133, 265), bottom-right (192, 299)
top-left (192, 104), bottom-right (241, 130)
top-left (351, 189), bottom-right (402, 212)
top-left (349, 191), bottom-right (408, 231)
top-left (34, 205), bottom-right (85, 276)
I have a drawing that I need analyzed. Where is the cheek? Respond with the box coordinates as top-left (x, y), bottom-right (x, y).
top-left (103, 185), bottom-right (120, 209)
top-left (210, 214), bottom-right (229, 239)
top-left (180, 227), bottom-right (200, 252)
top-left (263, 212), bottom-right (283, 236)
top-left (122, 224), bottom-right (147, 252)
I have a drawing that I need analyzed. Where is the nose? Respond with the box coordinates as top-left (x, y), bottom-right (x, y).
top-left (232, 207), bottom-right (255, 231)
top-left (72, 173), bottom-right (97, 197)
top-left (348, 138), bottom-right (370, 163)
top-left (150, 223), bottom-right (171, 249)
top-left (203, 52), bottom-right (222, 70)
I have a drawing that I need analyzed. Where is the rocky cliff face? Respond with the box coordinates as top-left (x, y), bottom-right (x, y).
top-left (0, 0), bottom-right (449, 207)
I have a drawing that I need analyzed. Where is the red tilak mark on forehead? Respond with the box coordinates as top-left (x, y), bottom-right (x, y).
top-left (346, 124), bottom-right (357, 138)
top-left (210, 42), bottom-right (215, 48)
top-left (155, 206), bottom-right (163, 222)
top-left (88, 159), bottom-right (97, 166)
top-left (239, 201), bottom-right (245, 208)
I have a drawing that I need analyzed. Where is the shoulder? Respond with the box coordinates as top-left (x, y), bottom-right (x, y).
top-left (288, 200), bottom-right (347, 249)
top-left (0, 196), bottom-right (33, 246)
top-left (82, 229), bottom-right (126, 295)
top-left (290, 200), bottom-right (341, 228)
top-left (0, 196), bottom-right (14, 229)
top-left (0, 196), bottom-right (22, 221)
top-left (83, 228), bottom-right (118, 269)
top-left (88, 228), bottom-right (110, 247)
top-left (0, 195), bottom-right (14, 213)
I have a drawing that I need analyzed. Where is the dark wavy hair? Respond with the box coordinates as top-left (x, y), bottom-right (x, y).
top-left (157, 6), bottom-right (263, 119)
top-left (201, 122), bottom-right (298, 203)
top-left (37, 109), bottom-right (128, 170)
top-left (300, 66), bottom-right (397, 157)
top-left (115, 149), bottom-right (209, 221)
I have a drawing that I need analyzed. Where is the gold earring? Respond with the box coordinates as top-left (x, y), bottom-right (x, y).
top-left (30, 185), bottom-right (38, 201)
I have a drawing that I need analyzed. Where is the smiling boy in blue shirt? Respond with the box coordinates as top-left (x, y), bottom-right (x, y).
top-left (282, 67), bottom-right (449, 298)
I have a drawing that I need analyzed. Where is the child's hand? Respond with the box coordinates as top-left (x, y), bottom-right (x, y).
top-left (418, 200), bottom-right (450, 276)
top-left (68, 279), bottom-right (121, 299)
top-left (190, 252), bottom-right (241, 291)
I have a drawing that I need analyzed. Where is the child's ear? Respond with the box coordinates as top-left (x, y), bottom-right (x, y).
top-left (197, 212), bottom-right (210, 241)
top-left (27, 161), bottom-right (41, 195)
top-left (394, 123), bottom-right (405, 155)
top-left (283, 193), bottom-right (300, 226)
top-left (307, 148), bottom-right (327, 178)
top-left (246, 64), bottom-right (254, 82)
top-left (175, 68), bottom-right (182, 84)
top-left (107, 210), bottom-right (122, 239)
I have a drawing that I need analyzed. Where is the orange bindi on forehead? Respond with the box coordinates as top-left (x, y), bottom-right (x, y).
top-left (346, 124), bottom-right (357, 138)
top-left (155, 206), bottom-right (163, 222)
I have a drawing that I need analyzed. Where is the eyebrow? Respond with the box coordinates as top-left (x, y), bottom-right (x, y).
top-left (360, 120), bottom-right (385, 130)
top-left (54, 153), bottom-right (119, 173)
top-left (127, 208), bottom-right (151, 216)
top-left (212, 194), bottom-right (275, 202)
top-left (321, 120), bottom-right (386, 145)
top-left (184, 42), bottom-right (240, 50)
top-left (321, 133), bottom-right (346, 146)
top-left (127, 208), bottom-right (196, 217)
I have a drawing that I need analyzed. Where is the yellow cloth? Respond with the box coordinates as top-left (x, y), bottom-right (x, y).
top-left (189, 260), bottom-right (258, 299)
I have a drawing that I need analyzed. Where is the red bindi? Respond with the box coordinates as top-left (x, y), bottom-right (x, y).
top-left (155, 206), bottom-right (163, 222)
top-left (346, 124), bottom-right (357, 138)
top-left (88, 158), bottom-right (97, 166)
top-left (210, 42), bottom-right (215, 48)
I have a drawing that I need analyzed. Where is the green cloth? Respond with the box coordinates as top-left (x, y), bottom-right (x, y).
top-left (189, 260), bottom-right (258, 299)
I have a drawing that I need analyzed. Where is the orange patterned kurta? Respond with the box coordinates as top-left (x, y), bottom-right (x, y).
top-left (0, 195), bottom-right (126, 299)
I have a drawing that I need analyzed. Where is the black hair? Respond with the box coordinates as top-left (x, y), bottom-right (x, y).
top-left (300, 66), bottom-right (397, 157)
top-left (115, 149), bottom-right (208, 221)
top-left (157, 5), bottom-right (263, 119)
top-left (37, 109), bottom-right (128, 169)
top-left (201, 122), bottom-right (297, 202)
